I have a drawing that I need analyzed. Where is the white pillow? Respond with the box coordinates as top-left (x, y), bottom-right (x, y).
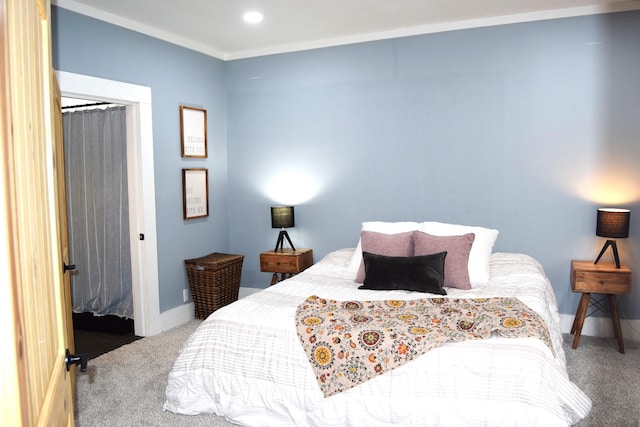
top-left (347, 221), bottom-right (421, 277)
top-left (420, 221), bottom-right (499, 285)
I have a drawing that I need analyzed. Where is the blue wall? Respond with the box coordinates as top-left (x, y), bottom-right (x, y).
top-left (51, 7), bottom-right (228, 312)
top-left (52, 6), bottom-right (640, 320)
top-left (226, 12), bottom-right (640, 319)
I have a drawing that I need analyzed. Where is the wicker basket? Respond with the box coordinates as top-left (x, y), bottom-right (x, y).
top-left (185, 252), bottom-right (244, 319)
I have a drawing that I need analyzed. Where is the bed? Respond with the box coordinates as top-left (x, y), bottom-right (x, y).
top-left (164, 221), bottom-right (591, 426)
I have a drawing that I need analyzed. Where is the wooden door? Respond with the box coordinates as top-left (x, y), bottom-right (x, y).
top-left (0, 0), bottom-right (75, 425)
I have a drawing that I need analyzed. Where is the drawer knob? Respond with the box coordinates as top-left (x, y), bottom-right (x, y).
top-left (599, 280), bottom-right (605, 285)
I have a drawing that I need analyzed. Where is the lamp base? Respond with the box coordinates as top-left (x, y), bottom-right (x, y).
top-left (594, 239), bottom-right (621, 268)
top-left (274, 230), bottom-right (295, 252)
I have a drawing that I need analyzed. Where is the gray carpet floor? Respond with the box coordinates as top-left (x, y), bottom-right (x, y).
top-left (564, 334), bottom-right (640, 427)
top-left (75, 320), bottom-right (640, 426)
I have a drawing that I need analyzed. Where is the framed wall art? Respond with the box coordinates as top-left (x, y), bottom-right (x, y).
top-left (182, 168), bottom-right (209, 219)
top-left (180, 105), bottom-right (207, 158)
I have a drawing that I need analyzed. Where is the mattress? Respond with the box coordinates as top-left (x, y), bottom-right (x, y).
top-left (164, 249), bottom-right (591, 426)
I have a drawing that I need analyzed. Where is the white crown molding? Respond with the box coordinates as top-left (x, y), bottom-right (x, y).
top-left (51, 0), bottom-right (640, 61)
top-left (52, 0), bottom-right (227, 59)
top-left (51, 1), bottom-right (640, 62)
top-left (226, 1), bottom-right (640, 60)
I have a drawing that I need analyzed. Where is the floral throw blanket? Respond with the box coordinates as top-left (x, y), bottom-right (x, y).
top-left (295, 295), bottom-right (554, 397)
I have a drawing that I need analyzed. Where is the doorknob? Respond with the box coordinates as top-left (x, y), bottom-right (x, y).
top-left (63, 263), bottom-right (76, 273)
top-left (65, 349), bottom-right (89, 372)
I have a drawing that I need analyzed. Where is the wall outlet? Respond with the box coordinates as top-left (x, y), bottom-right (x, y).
top-left (183, 289), bottom-right (189, 303)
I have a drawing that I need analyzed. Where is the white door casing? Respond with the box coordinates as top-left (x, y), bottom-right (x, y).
top-left (56, 70), bottom-right (161, 336)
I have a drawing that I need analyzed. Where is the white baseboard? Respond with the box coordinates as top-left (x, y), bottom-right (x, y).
top-left (158, 287), bottom-right (263, 334)
top-left (160, 301), bottom-right (194, 333)
top-left (559, 313), bottom-right (640, 342)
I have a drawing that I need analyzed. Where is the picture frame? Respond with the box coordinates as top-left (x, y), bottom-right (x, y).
top-left (180, 105), bottom-right (207, 158)
top-left (182, 168), bottom-right (209, 219)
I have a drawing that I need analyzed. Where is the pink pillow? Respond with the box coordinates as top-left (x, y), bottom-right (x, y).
top-left (414, 231), bottom-right (475, 290)
top-left (421, 222), bottom-right (498, 285)
top-left (354, 230), bottom-right (414, 283)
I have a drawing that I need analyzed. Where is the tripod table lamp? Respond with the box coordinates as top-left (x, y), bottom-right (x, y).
top-left (594, 208), bottom-right (630, 269)
top-left (271, 206), bottom-right (295, 252)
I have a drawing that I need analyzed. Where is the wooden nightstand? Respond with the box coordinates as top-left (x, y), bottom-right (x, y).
top-left (570, 260), bottom-right (631, 353)
top-left (260, 248), bottom-right (313, 285)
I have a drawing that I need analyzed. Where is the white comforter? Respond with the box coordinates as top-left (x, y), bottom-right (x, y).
top-left (164, 250), bottom-right (591, 426)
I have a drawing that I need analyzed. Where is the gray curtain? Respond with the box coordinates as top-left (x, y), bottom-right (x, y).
top-left (63, 106), bottom-right (133, 318)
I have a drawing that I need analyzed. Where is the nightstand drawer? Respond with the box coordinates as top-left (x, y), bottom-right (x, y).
top-left (571, 260), bottom-right (631, 295)
top-left (260, 249), bottom-right (313, 274)
top-left (572, 271), bottom-right (631, 294)
top-left (261, 255), bottom-right (299, 273)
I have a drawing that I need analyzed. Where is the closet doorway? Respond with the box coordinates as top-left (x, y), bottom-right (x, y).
top-left (62, 99), bottom-right (138, 356)
top-left (57, 70), bottom-right (161, 338)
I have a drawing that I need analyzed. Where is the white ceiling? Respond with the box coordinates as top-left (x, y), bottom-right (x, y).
top-left (52, 0), bottom-right (640, 60)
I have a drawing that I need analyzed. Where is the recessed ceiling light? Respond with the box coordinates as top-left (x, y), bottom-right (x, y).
top-left (243, 11), bottom-right (263, 24)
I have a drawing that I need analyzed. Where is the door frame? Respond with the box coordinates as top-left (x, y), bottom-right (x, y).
top-left (56, 70), bottom-right (161, 336)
